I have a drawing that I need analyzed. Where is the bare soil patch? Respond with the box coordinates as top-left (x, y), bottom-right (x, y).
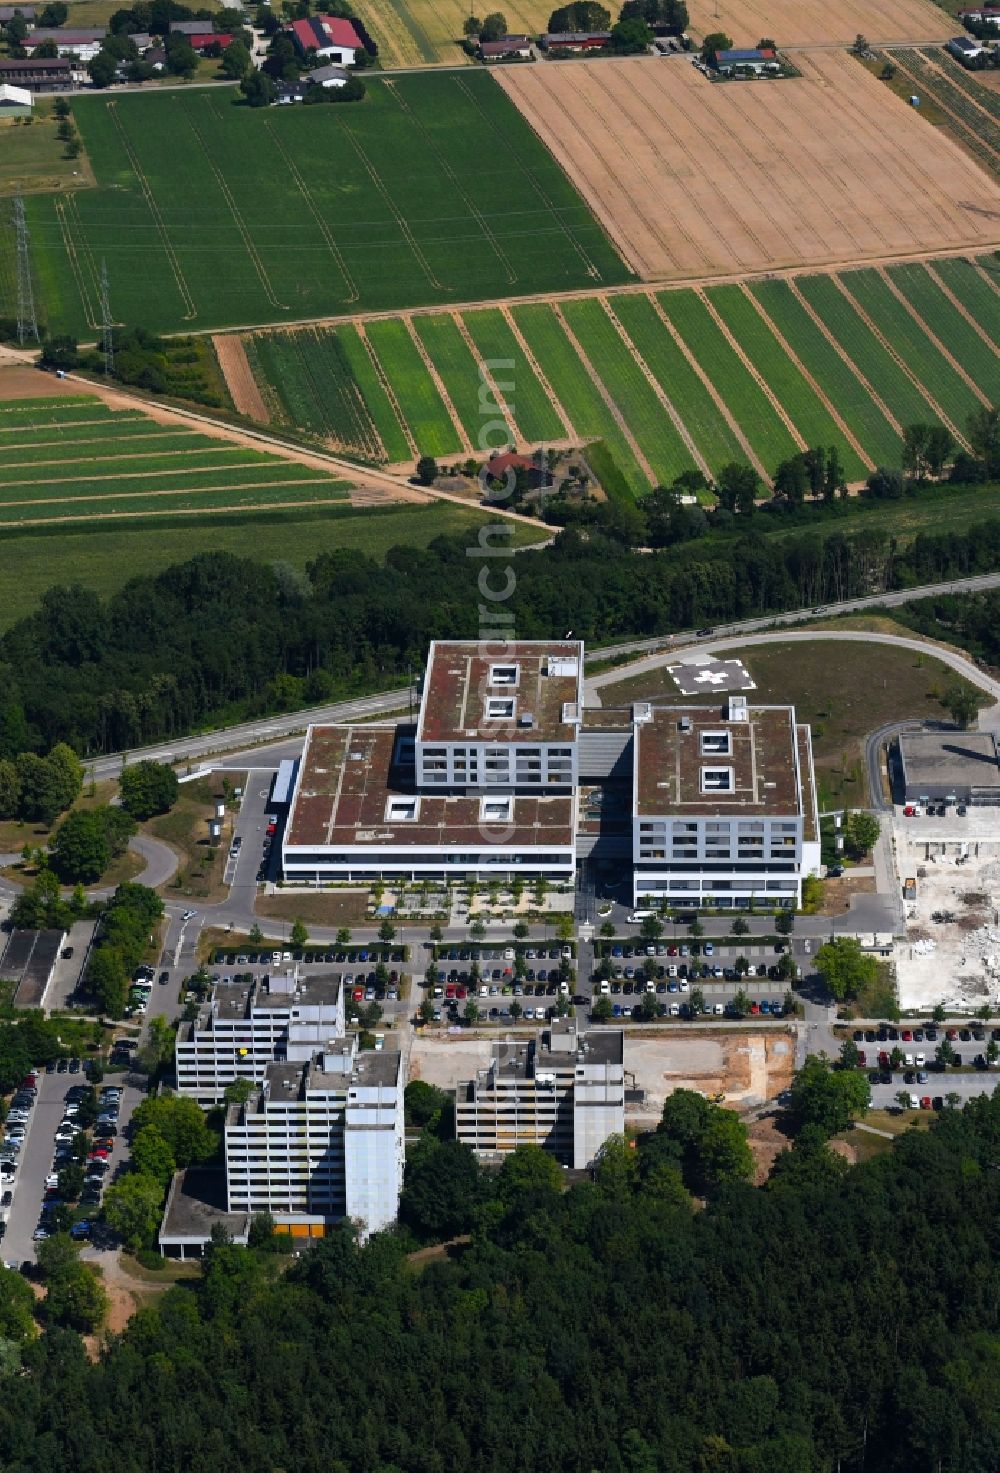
top-left (746, 1113), bottom-right (789, 1184)
top-left (684, 0), bottom-right (953, 46)
top-left (213, 334), bottom-right (268, 423)
top-left (497, 53), bottom-right (1000, 282)
top-left (0, 365), bottom-right (79, 402)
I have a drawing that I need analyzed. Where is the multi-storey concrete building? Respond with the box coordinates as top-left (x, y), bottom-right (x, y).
top-left (280, 640), bottom-right (820, 904)
top-left (174, 972), bottom-right (345, 1105)
top-left (454, 1019), bottom-right (624, 1167)
top-left (631, 695), bottom-right (821, 907)
top-left (223, 1036), bottom-right (404, 1239)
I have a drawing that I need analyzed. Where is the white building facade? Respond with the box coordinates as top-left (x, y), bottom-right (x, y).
top-left (631, 697), bottom-right (821, 908)
top-left (224, 1038), bottom-right (404, 1239)
top-left (174, 972), bottom-right (345, 1105)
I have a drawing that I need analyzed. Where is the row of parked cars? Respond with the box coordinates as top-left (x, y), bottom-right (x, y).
top-left (37, 1085), bottom-right (124, 1243)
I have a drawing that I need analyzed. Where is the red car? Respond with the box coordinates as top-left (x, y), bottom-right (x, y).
top-left (947, 1029), bottom-right (959, 1041)
top-left (920, 1097), bottom-right (932, 1109)
top-left (901, 1030), bottom-right (912, 1042)
top-left (352, 987), bottom-right (363, 1002)
top-left (87, 1149), bottom-right (109, 1162)
top-left (858, 1050), bottom-right (866, 1065)
top-left (266, 822), bottom-right (277, 837)
top-left (879, 1051), bottom-right (890, 1067)
top-left (445, 985), bottom-right (456, 999)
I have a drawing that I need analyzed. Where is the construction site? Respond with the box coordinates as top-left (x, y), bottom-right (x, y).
top-left (410, 1025), bottom-right (797, 1126)
top-left (894, 805), bottom-right (1000, 1013)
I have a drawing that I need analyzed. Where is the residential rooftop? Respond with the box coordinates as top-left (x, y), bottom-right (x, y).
top-left (286, 724), bottom-right (575, 849)
top-left (417, 639), bottom-right (584, 745)
top-left (635, 703), bottom-right (803, 817)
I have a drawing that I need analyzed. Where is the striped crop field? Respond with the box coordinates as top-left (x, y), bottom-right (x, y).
top-left (224, 254), bottom-right (1000, 493)
top-left (0, 395), bottom-right (351, 530)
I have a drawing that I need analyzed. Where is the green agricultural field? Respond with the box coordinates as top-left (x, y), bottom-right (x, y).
top-left (3, 76), bottom-right (629, 337)
top-left (655, 291), bottom-right (800, 473)
top-left (412, 314), bottom-right (516, 447)
top-left (795, 275), bottom-right (943, 431)
top-left (512, 302), bottom-right (650, 491)
top-left (336, 325), bottom-right (413, 464)
top-left (0, 395), bottom-right (349, 530)
top-left (242, 330), bottom-right (384, 460)
top-left (837, 269), bottom-right (983, 431)
top-left (364, 318), bottom-right (462, 458)
top-left (933, 257), bottom-right (1000, 332)
top-left (606, 296), bottom-right (744, 475)
top-left (885, 263), bottom-right (1000, 405)
top-left (707, 284), bottom-right (866, 481)
top-left (560, 297), bottom-right (696, 486)
top-left (461, 308), bottom-right (567, 446)
top-left (0, 500), bottom-right (549, 629)
top-left (748, 280), bottom-right (901, 469)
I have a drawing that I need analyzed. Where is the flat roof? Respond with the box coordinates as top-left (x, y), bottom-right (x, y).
top-left (899, 730), bottom-right (1000, 789)
top-left (417, 640), bottom-right (583, 745)
top-left (635, 705), bottom-right (802, 817)
top-left (796, 726), bottom-right (819, 843)
top-left (286, 724), bottom-right (575, 850)
top-left (0, 928), bottom-right (62, 1009)
top-left (159, 1168), bottom-right (249, 1246)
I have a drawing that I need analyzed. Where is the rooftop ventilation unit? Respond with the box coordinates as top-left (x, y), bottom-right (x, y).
top-left (519, 712), bottom-right (535, 727)
top-left (727, 695), bottom-right (749, 722)
top-left (679, 716), bottom-right (692, 733)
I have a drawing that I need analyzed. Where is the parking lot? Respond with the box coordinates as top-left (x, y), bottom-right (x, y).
top-left (849, 1020), bottom-right (1000, 1110)
top-left (2, 1063), bottom-right (139, 1268)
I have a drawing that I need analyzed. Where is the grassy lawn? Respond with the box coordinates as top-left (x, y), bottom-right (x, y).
top-left (0, 101), bottom-right (95, 198)
top-left (147, 773), bottom-right (243, 904)
top-left (7, 76), bottom-right (628, 337)
top-left (599, 639), bottom-right (987, 807)
top-left (255, 891), bottom-right (374, 928)
top-left (838, 1108), bottom-right (932, 1163)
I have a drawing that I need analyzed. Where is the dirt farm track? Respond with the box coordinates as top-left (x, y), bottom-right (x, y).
top-left (498, 52), bottom-right (1000, 282)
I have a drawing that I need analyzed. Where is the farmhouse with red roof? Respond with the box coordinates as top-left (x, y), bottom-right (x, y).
top-left (288, 13), bottom-right (364, 63)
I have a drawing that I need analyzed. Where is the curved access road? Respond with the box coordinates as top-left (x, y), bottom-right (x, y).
top-left (585, 629), bottom-right (1000, 707)
top-left (79, 572), bottom-right (1000, 782)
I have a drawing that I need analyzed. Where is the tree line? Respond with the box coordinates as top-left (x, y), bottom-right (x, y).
top-left (5, 497), bottom-right (1000, 759)
top-left (0, 1085), bottom-right (999, 1467)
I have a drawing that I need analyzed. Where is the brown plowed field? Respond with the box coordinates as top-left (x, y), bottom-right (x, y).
top-left (684, 0), bottom-right (953, 46)
top-left (497, 53), bottom-right (1000, 282)
top-left (213, 334), bottom-right (269, 423)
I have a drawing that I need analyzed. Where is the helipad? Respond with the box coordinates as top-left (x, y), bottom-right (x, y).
top-left (666, 656), bottom-right (756, 697)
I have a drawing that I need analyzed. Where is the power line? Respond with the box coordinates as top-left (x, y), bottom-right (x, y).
top-left (98, 258), bottom-right (114, 377)
top-left (13, 194), bottom-right (39, 347)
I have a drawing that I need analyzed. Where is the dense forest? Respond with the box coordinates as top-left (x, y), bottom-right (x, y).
top-left (1, 1091), bottom-right (1000, 1472)
top-left (3, 513), bottom-right (1000, 755)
